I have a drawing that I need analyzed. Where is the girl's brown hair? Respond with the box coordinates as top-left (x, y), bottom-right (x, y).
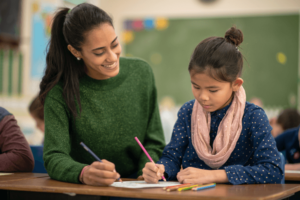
top-left (188, 26), bottom-right (244, 82)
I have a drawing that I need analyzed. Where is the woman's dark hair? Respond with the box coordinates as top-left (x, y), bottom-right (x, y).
top-left (188, 26), bottom-right (244, 82)
top-left (29, 96), bottom-right (44, 120)
top-left (39, 3), bottom-right (113, 117)
top-left (277, 108), bottom-right (300, 131)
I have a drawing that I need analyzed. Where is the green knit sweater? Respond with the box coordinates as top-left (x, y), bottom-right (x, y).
top-left (43, 57), bottom-right (166, 183)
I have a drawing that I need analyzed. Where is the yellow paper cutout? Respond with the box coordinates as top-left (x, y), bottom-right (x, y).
top-left (276, 52), bottom-right (287, 64)
top-left (155, 18), bottom-right (169, 30)
top-left (32, 2), bottom-right (40, 13)
top-left (122, 31), bottom-right (134, 44)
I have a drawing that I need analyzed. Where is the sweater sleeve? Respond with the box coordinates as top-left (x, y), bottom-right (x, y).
top-left (43, 93), bottom-right (86, 183)
top-left (157, 105), bottom-right (189, 180)
top-left (0, 115), bottom-right (34, 172)
top-left (136, 64), bottom-right (166, 176)
top-left (224, 108), bottom-right (284, 184)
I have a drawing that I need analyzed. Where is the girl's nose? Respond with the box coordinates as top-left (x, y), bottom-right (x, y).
top-left (199, 92), bottom-right (209, 101)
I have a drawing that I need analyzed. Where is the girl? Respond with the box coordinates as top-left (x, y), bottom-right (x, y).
top-left (40, 3), bottom-right (165, 186)
top-left (142, 27), bottom-right (283, 185)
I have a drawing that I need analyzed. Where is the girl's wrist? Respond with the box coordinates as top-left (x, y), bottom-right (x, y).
top-left (211, 169), bottom-right (228, 183)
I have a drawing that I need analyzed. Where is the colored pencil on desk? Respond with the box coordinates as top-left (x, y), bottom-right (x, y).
top-left (166, 184), bottom-right (194, 191)
top-left (80, 142), bottom-right (122, 182)
top-left (134, 137), bottom-right (167, 182)
top-left (192, 183), bottom-right (216, 191)
top-left (177, 184), bottom-right (200, 191)
top-left (163, 183), bottom-right (192, 190)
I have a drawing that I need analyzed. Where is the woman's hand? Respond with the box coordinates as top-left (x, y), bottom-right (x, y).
top-left (177, 167), bottom-right (228, 184)
top-left (142, 162), bottom-right (165, 183)
top-left (82, 160), bottom-right (120, 186)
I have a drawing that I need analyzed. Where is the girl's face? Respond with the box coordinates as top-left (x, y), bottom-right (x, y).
top-left (30, 113), bottom-right (45, 133)
top-left (69, 23), bottom-right (122, 80)
top-left (190, 70), bottom-right (243, 112)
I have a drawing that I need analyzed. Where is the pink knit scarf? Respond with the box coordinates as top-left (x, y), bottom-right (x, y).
top-left (191, 86), bottom-right (246, 169)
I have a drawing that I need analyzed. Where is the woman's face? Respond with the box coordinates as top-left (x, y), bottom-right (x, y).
top-left (190, 71), bottom-right (242, 112)
top-left (75, 23), bottom-right (122, 80)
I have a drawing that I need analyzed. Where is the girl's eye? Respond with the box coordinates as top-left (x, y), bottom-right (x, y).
top-left (210, 90), bottom-right (218, 93)
top-left (193, 86), bottom-right (200, 90)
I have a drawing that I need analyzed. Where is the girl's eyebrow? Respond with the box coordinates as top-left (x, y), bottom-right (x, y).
top-left (92, 36), bottom-right (118, 51)
top-left (191, 81), bottom-right (219, 89)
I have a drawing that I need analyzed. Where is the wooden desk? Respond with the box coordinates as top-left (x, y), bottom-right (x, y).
top-left (285, 170), bottom-right (300, 181)
top-left (0, 174), bottom-right (300, 200)
top-left (0, 173), bottom-right (48, 183)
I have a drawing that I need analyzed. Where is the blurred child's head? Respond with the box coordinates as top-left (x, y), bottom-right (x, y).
top-left (29, 96), bottom-right (44, 133)
top-left (271, 108), bottom-right (300, 137)
top-left (188, 26), bottom-right (244, 112)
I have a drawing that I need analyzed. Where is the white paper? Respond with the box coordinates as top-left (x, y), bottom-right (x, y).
top-left (0, 173), bottom-right (13, 176)
top-left (111, 181), bottom-right (180, 188)
top-left (285, 170), bottom-right (300, 174)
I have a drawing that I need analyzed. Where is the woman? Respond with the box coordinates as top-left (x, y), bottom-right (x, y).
top-left (39, 3), bottom-right (165, 186)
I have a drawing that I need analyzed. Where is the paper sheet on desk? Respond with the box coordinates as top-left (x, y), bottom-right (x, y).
top-left (0, 173), bottom-right (13, 176)
top-left (285, 170), bottom-right (300, 174)
top-left (111, 181), bottom-right (180, 188)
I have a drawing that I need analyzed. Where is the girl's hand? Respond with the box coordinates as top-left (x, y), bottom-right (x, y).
top-left (142, 162), bottom-right (165, 183)
top-left (82, 160), bottom-right (120, 186)
top-left (177, 167), bottom-right (228, 184)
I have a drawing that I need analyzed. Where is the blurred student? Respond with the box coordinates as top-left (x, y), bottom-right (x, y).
top-left (0, 107), bottom-right (34, 172)
top-left (270, 108), bottom-right (300, 138)
top-left (275, 126), bottom-right (300, 170)
top-left (29, 96), bottom-right (44, 133)
top-left (142, 27), bottom-right (283, 185)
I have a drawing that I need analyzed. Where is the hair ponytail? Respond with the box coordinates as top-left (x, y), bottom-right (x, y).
top-left (39, 3), bottom-right (113, 118)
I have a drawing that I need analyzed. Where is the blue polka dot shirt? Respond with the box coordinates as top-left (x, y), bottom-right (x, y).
top-left (158, 99), bottom-right (284, 185)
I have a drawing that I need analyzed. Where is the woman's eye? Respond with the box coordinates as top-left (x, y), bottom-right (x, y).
top-left (112, 43), bottom-right (119, 48)
top-left (210, 90), bottom-right (218, 93)
top-left (95, 52), bottom-right (105, 56)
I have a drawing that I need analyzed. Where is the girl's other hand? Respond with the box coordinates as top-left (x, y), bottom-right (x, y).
top-left (177, 167), bottom-right (228, 184)
top-left (142, 162), bottom-right (165, 183)
top-left (82, 159), bottom-right (120, 186)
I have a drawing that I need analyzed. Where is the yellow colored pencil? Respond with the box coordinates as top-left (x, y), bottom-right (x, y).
top-left (178, 184), bottom-right (200, 191)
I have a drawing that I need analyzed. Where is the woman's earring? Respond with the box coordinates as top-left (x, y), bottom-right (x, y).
top-left (77, 57), bottom-right (81, 60)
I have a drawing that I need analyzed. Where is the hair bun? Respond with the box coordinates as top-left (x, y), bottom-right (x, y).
top-left (224, 27), bottom-right (243, 46)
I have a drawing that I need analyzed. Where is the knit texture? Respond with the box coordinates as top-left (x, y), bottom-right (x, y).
top-left (43, 57), bottom-right (165, 183)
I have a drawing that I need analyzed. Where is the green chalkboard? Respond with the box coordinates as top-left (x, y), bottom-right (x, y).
top-left (124, 14), bottom-right (299, 108)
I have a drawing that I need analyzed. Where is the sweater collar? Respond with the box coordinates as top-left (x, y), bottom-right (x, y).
top-left (80, 59), bottom-right (126, 91)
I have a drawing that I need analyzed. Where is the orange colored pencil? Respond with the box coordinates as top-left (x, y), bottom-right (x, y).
top-left (163, 183), bottom-right (192, 190)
